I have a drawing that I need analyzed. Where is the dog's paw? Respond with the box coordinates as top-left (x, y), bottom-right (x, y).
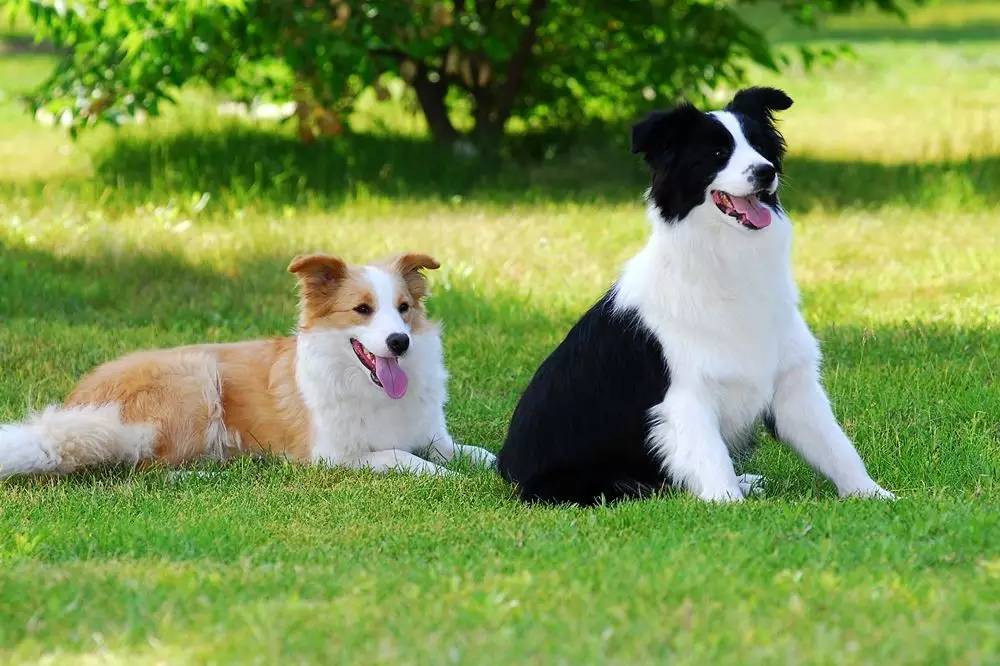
top-left (167, 470), bottom-right (220, 483)
top-left (463, 446), bottom-right (497, 469)
top-left (395, 457), bottom-right (453, 476)
top-left (840, 481), bottom-right (896, 500)
top-left (736, 472), bottom-right (765, 497)
top-left (695, 484), bottom-right (745, 503)
top-left (422, 462), bottom-right (454, 476)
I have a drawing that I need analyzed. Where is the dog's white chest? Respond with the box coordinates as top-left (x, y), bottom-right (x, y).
top-left (708, 348), bottom-right (781, 443)
top-left (295, 331), bottom-right (449, 463)
top-left (616, 217), bottom-right (799, 439)
top-left (654, 294), bottom-right (788, 438)
top-left (344, 394), bottom-right (439, 451)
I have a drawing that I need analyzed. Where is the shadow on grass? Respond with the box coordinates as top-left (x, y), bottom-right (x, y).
top-left (0, 241), bottom-right (566, 395)
top-left (0, 34), bottom-right (58, 56)
top-left (782, 155), bottom-right (999, 212)
top-left (751, 1), bottom-right (1000, 47)
top-left (0, 242), bottom-right (293, 335)
top-left (89, 126), bottom-right (644, 206)
top-left (0, 242), bottom-right (565, 334)
top-left (79, 125), bottom-right (999, 212)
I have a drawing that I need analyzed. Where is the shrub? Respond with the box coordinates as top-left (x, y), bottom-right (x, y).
top-left (13, 0), bottom-right (905, 143)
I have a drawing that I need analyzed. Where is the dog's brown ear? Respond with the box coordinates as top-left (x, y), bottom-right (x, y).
top-left (287, 254), bottom-right (349, 316)
top-left (393, 253), bottom-right (440, 301)
top-left (287, 253), bottom-right (348, 282)
top-left (288, 254), bottom-right (350, 325)
top-left (394, 253), bottom-right (440, 274)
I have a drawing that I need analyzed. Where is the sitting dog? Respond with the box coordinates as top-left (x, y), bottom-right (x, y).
top-left (497, 87), bottom-right (894, 504)
top-left (0, 252), bottom-right (495, 477)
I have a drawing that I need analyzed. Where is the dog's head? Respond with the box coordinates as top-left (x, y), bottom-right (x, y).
top-left (288, 252), bottom-right (440, 400)
top-left (631, 87), bottom-right (792, 231)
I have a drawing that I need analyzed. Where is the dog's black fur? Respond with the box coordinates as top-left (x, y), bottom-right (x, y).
top-left (498, 293), bottom-right (670, 504)
top-left (496, 87), bottom-right (792, 505)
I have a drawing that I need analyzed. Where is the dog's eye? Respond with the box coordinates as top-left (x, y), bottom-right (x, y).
top-left (714, 149), bottom-right (726, 159)
top-left (353, 304), bottom-right (372, 315)
top-left (398, 302), bottom-right (410, 314)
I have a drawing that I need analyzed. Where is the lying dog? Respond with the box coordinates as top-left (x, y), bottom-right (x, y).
top-left (497, 87), bottom-right (894, 504)
top-left (0, 253), bottom-right (495, 477)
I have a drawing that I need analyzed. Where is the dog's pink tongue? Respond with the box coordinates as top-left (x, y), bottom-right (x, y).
top-left (375, 356), bottom-right (408, 399)
top-left (732, 195), bottom-right (772, 229)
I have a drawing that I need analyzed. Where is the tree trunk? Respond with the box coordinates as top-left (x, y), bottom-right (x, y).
top-left (471, 89), bottom-right (504, 149)
top-left (470, 0), bottom-right (548, 144)
top-left (412, 70), bottom-right (458, 143)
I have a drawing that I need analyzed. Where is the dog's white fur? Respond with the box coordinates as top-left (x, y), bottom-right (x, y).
top-left (614, 111), bottom-right (893, 502)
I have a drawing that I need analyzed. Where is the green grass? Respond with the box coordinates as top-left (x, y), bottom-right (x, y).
top-left (1, 1), bottom-right (998, 663)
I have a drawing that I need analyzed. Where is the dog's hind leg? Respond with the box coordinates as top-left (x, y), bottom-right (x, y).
top-left (67, 350), bottom-right (240, 467)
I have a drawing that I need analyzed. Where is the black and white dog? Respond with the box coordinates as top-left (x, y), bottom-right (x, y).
top-left (497, 87), bottom-right (894, 504)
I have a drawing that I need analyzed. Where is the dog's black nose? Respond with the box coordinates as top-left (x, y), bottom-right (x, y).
top-left (386, 333), bottom-right (410, 356)
top-left (752, 163), bottom-right (777, 188)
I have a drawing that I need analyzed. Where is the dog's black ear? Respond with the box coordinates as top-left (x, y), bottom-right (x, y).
top-left (726, 87), bottom-right (793, 121)
top-left (630, 103), bottom-right (701, 163)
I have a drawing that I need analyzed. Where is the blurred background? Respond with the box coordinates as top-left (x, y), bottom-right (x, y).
top-left (1, 2), bottom-right (998, 663)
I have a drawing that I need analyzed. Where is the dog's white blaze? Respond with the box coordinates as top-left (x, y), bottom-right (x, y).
top-left (357, 266), bottom-right (408, 357)
top-left (298, 324), bottom-right (447, 463)
top-left (709, 110), bottom-right (772, 197)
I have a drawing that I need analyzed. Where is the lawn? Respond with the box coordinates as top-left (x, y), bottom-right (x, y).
top-left (1, 1), bottom-right (998, 663)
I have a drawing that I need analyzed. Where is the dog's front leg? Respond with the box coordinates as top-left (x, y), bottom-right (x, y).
top-left (650, 388), bottom-right (745, 502)
top-left (771, 361), bottom-right (894, 499)
top-left (346, 449), bottom-right (450, 476)
top-left (425, 432), bottom-right (497, 468)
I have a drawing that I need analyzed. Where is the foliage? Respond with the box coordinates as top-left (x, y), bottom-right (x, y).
top-left (12, 0), bottom-right (907, 143)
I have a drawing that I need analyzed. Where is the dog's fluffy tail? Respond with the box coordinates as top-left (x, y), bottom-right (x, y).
top-left (0, 404), bottom-right (156, 478)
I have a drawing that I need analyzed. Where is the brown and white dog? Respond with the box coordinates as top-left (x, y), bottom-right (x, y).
top-left (0, 252), bottom-right (495, 477)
